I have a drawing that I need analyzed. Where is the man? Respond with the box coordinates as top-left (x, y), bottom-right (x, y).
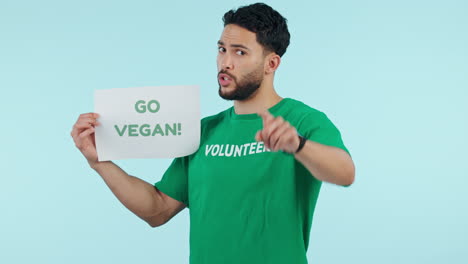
top-left (71, 3), bottom-right (355, 264)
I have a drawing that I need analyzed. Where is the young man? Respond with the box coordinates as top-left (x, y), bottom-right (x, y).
top-left (71, 3), bottom-right (355, 264)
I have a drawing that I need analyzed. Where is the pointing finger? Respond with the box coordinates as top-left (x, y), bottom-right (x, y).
top-left (257, 110), bottom-right (274, 126)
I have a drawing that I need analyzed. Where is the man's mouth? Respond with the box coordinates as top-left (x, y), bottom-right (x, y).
top-left (218, 73), bottom-right (234, 87)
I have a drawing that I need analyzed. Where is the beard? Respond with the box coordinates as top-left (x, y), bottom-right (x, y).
top-left (218, 66), bottom-right (264, 101)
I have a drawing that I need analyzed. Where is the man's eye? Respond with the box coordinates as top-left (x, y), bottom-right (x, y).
top-left (218, 47), bottom-right (226, 52)
top-left (236, 50), bottom-right (245, 55)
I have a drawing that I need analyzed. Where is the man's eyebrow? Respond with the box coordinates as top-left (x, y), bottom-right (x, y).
top-left (217, 41), bottom-right (250, 50)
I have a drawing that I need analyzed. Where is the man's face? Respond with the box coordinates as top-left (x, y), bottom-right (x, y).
top-left (217, 24), bottom-right (266, 101)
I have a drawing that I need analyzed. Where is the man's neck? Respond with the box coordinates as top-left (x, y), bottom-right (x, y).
top-left (233, 81), bottom-right (283, 115)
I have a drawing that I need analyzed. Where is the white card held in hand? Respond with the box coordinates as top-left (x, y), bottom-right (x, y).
top-left (94, 85), bottom-right (200, 161)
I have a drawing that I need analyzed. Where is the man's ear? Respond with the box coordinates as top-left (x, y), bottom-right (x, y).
top-left (264, 53), bottom-right (281, 75)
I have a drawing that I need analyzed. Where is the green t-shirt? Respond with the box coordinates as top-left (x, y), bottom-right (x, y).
top-left (154, 98), bottom-right (350, 264)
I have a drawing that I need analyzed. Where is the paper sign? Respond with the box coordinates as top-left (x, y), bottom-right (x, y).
top-left (94, 86), bottom-right (200, 161)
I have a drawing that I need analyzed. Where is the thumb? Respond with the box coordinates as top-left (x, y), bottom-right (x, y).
top-left (255, 130), bottom-right (263, 142)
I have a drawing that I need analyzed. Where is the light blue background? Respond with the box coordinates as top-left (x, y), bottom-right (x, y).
top-left (1, 0), bottom-right (467, 263)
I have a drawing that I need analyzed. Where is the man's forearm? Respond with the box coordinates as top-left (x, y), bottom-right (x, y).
top-left (293, 140), bottom-right (355, 186)
top-left (92, 161), bottom-right (163, 222)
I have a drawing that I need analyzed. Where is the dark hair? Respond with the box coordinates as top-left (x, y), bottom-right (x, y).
top-left (222, 3), bottom-right (290, 57)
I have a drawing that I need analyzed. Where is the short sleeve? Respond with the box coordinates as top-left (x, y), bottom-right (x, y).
top-left (154, 156), bottom-right (189, 207)
top-left (300, 112), bottom-right (351, 157)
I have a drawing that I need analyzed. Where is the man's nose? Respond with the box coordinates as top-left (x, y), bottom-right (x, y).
top-left (221, 54), bottom-right (234, 70)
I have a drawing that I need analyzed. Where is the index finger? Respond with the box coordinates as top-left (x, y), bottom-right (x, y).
top-left (80, 112), bottom-right (100, 119)
top-left (257, 110), bottom-right (274, 126)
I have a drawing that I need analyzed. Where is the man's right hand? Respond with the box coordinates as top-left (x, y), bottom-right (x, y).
top-left (70, 112), bottom-right (101, 168)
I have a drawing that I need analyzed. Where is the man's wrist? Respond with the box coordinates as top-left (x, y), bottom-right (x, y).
top-left (89, 160), bottom-right (110, 172)
top-left (295, 135), bottom-right (307, 153)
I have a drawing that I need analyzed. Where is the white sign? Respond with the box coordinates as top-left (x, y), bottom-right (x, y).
top-left (94, 86), bottom-right (200, 161)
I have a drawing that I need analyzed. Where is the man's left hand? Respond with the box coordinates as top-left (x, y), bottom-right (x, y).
top-left (255, 110), bottom-right (300, 153)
